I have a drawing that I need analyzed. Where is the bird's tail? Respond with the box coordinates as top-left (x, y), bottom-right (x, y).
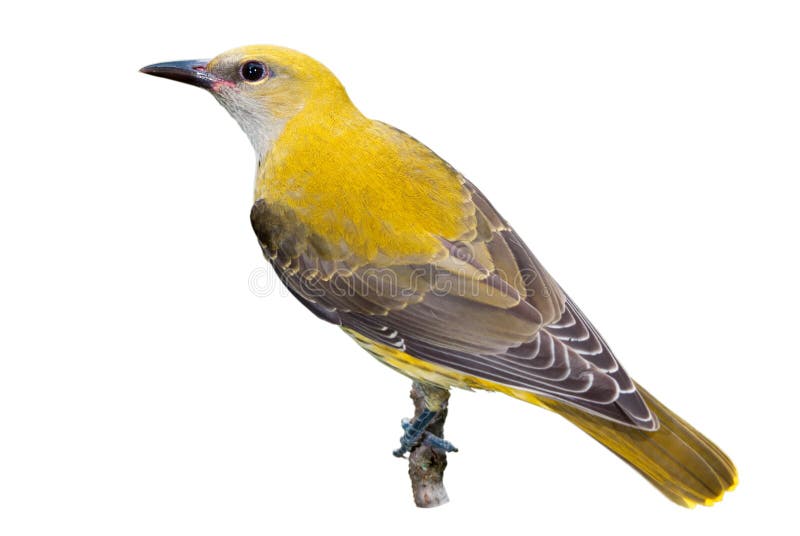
top-left (516, 383), bottom-right (738, 507)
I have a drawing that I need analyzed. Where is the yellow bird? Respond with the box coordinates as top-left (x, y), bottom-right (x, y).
top-left (141, 45), bottom-right (737, 507)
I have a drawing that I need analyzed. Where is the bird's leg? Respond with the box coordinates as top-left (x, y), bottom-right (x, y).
top-left (394, 412), bottom-right (459, 455)
top-left (393, 408), bottom-right (436, 457)
top-left (393, 383), bottom-right (458, 457)
top-left (399, 382), bottom-right (456, 508)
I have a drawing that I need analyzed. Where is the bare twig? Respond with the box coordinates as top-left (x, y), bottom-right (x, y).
top-left (406, 381), bottom-right (452, 508)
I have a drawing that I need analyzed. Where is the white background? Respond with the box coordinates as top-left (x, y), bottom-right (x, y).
top-left (2, 1), bottom-right (798, 534)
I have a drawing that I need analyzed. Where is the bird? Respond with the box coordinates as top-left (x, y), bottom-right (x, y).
top-left (141, 45), bottom-right (737, 507)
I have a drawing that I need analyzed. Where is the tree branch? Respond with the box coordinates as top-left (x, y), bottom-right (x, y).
top-left (406, 381), bottom-right (452, 508)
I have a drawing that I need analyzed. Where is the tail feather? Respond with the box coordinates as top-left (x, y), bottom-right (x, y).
top-left (516, 383), bottom-right (738, 507)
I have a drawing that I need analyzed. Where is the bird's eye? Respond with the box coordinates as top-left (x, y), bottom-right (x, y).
top-left (240, 61), bottom-right (269, 82)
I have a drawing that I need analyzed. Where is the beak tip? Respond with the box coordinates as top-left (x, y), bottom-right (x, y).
top-left (139, 64), bottom-right (162, 77)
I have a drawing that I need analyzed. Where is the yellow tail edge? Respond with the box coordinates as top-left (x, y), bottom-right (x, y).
top-left (509, 383), bottom-right (738, 508)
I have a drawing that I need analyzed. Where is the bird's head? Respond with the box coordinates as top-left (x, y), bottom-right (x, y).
top-left (141, 45), bottom-right (351, 157)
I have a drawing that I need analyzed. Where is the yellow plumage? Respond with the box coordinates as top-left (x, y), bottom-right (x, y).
top-left (142, 45), bottom-right (738, 507)
top-left (261, 116), bottom-right (472, 262)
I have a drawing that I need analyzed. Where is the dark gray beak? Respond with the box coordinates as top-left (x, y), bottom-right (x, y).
top-left (140, 59), bottom-right (220, 89)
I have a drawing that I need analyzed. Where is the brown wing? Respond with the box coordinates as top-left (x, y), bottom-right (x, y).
top-left (251, 181), bottom-right (657, 430)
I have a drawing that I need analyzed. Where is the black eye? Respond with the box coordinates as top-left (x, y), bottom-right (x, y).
top-left (240, 61), bottom-right (269, 82)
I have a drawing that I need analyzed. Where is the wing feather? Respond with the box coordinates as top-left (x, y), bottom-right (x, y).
top-left (252, 177), bottom-right (657, 430)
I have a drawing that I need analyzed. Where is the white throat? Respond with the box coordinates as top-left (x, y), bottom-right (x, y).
top-left (213, 90), bottom-right (288, 161)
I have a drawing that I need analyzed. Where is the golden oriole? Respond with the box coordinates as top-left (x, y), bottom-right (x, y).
top-left (141, 45), bottom-right (737, 507)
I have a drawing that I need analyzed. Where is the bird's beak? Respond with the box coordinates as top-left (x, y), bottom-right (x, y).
top-left (140, 59), bottom-right (221, 90)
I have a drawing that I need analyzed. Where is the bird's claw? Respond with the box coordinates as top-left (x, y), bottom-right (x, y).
top-left (422, 432), bottom-right (458, 453)
top-left (393, 410), bottom-right (458, 457)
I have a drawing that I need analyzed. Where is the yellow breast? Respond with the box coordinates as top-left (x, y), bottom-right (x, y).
top-left (255, 102), bottom-right (475, 263)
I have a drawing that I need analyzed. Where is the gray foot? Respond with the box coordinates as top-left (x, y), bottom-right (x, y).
top-left (393, 408), bottom-right (458, 457)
